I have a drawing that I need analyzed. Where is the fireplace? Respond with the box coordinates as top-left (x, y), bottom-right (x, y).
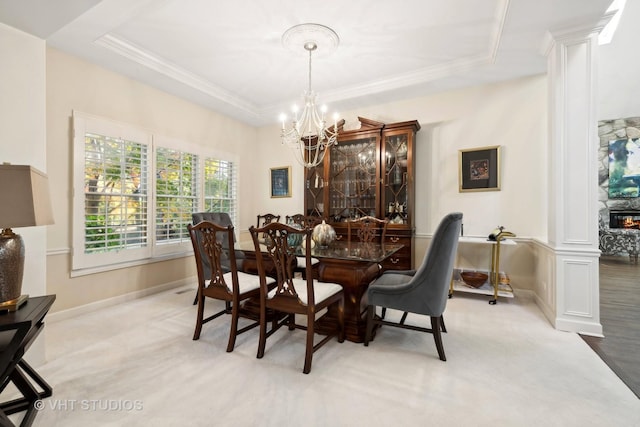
top-left (609, 210), bottom-right (640, 229)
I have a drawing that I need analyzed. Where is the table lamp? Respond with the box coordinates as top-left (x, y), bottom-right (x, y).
top-left (0, 164), bottom-right (54, 312)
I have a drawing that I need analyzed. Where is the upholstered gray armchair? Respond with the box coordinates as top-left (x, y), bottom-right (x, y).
top-left (364, 212), bottom-right (462, 361)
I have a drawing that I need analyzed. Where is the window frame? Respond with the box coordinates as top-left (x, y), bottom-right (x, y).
top-left (72, 111), bottom-right (239, 274)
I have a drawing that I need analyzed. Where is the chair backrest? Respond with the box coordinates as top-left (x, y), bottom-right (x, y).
top-left (347, 216), bottom-right (389, 243)
top-left (191, 212), bottom-right (237, 276)
top-left (286, 214), bottom-right (322, 229)
top-left (188, 220), bottom-right (240, 295)
top-left (409, 212), bottom-right (463, 316)
top-left (249, 222), bottom-right (316, 307)
top-left (256, 213), bottom-right (281, 227)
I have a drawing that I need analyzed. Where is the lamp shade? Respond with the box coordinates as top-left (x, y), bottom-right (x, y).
top-left (0, 164), bottom-right (54, 228)
top-left (0, 164), bottom-right (54, 309)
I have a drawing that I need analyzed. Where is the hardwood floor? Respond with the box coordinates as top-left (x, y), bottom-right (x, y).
top-left (581, 255), bottom-right (640, 398)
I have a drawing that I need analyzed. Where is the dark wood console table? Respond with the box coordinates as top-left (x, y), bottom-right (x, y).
top-left (0, 295), bottom-right (56, 427)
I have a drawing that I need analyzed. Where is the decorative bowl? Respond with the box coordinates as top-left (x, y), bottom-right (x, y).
top-left (460, 271), bottom-right (488, 288)
top-left (312, 220), bottom-right (336, 248)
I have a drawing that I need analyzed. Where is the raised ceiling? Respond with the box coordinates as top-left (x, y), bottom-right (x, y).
top-left (0, 0), bottom-right (613, 126)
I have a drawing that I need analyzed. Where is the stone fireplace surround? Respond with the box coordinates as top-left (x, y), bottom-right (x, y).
top-left (598, 116), bottom-right (640, 227)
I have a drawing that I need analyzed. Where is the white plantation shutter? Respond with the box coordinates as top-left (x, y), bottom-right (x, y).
top-left (72, 111), bottom-right (238, 273)
top-left (204, 157), bottom-right (238, 227)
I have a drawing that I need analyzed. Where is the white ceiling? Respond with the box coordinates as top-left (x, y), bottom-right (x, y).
top-left (0, 0), bottom-right (613, 126)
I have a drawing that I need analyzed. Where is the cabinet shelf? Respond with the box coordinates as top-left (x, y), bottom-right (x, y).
top-left (451, 280), bottom-right (514, 298)
top-left (450, 237), bottom-right (516, 304)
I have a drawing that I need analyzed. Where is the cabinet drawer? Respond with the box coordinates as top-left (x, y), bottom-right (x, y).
top-left (381, 255), bottom-right (410, 270)
top-left (381, 241), bottom-right (411, 270)
top-left (384, 235), bottom-right (410, 245)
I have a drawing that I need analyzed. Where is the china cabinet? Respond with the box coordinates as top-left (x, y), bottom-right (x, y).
top-left (303, 117), bottom-right (420, 270)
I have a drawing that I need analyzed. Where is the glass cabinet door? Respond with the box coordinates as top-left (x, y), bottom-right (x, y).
top-left (304, 164), bottom-right (325, 217)
top-left (382, 131), bottom-right (410, 225)
top-left (328, 136), bottom-right (379, 221)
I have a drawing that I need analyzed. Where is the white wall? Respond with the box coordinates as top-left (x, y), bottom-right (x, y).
top-left (599, 0), bottom-right (640, 120)
top-left (0, 23), bottom-right (47, 364)
top-left (0, 24), bottom-right (47, 298)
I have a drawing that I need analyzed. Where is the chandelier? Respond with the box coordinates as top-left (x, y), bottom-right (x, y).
top-left (280, 24), bottom-right (340, 169)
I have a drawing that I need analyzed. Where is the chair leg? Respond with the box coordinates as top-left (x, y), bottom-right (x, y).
top-left (381, 307), bottom-right (387, 320)
top-left (364, 305), bottom-right (375, 346)
top-left (399, 311), bottom-right (408, 325)
top-left (288, 313), bottom-right (296, 330)
top-left (193, 293), bottom-right (205, 340)
top-left (337, 298), bottom-right (345, 343)
top-left (192, 292), bottom-right (198, 305)
top-left (431, 316), bottom-right (446, 361)
top-left (303, 312), bottom-right (315, 374)
top-left (257, 304), bottom-right (267, 359)
top-left (440, 315), bottom-right (447, 333)
top-left (226, 299), bottom-right (239, 352)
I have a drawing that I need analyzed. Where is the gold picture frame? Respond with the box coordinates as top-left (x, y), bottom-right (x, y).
top-left (459, 145), bottom-right (501, 192)
top-left (270, 166), bottom-right (291, 198)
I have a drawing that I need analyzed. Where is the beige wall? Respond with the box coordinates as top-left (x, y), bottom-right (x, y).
top-left (45, 48), bottom-right (258, 312)
top-left (45, 46), bottom-right (546, 313)
top-left (255, 75), bottom-right (547, 239)
top-left (253, 75), bottom-right (547, 292)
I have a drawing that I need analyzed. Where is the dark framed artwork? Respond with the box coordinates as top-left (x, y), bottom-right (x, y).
top-left (270, 166), bottom-right (291, 198)
top-left (459, 145), bottom-right (501, 192)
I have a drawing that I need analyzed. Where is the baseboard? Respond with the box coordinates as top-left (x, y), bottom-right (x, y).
top-left (555, 316), bottom-right (604, 337)
top-left (512, 288), bottom-right (534, 301)
top-left (47, 277), bottom-right (195, 323)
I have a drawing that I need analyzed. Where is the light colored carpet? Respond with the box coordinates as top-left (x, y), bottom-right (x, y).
top-left (12, 287), bottom-right (640, 426)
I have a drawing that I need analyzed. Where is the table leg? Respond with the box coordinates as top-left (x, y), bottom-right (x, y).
top-left (0, 360), bottom-right (52, 427)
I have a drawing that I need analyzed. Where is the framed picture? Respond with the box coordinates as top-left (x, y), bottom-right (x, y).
top-left (459, 145), bottom-right (501, 192)
top-left (608, 137), bottom-right (640, 198)
top-left (270, 166), bottom-right (291, 198)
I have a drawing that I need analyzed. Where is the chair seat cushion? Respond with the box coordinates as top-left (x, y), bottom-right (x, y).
top-left (268, 279), bottom-right (342, 305)
top-left (367, 273), bottom-right (417, 309)
top-left (206, 272), bottom-right (272, 294)
top-left (296, 256), bottom-right (319, 268)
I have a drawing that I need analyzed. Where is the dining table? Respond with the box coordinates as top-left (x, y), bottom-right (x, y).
top-left (238, 239), bottom-right (403, 343)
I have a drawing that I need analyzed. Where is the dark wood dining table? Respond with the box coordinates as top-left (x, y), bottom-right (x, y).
top-left (238, 240), bottom-right (403, 343)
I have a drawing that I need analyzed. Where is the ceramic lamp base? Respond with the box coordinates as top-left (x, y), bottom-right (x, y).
top-left (0, 294), bottom-right (29, 313)
top-left (0, 229), bottom-right (26, 304)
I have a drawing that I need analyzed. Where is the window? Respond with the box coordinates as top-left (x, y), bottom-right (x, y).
top-left (84, 133), bottom-right (149, 254)
top-left (72, 111), bottom-right (238, 273)
top-left (153, 138), bottom-right (200, 256)
top-left (204, 157), bottom-right (237, 220)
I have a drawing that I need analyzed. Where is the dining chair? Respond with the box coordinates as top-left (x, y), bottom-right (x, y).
top-left (363, 212), bottom-right (462, 361)
top-left (249, 222), bottom-right (345, 374)
top-left (188, 220), bottom-right (274, 352)
top-left (256, 213), bottom-right (281, 228)
top-left (347, 215), bottom-right (389, 244)
top-left (191, 212), bottom-right (245, 305)
top-left (286, 214), bottom-right (322, 278)
top-left (285, 214), bottom-right (322, 229)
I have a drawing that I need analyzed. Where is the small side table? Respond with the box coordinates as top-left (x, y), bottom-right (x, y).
top-left (0, 295), bottom-right (56, 427)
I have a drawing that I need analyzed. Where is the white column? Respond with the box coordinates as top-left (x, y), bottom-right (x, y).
top-left (545, 23), bottom-right (605, 336)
